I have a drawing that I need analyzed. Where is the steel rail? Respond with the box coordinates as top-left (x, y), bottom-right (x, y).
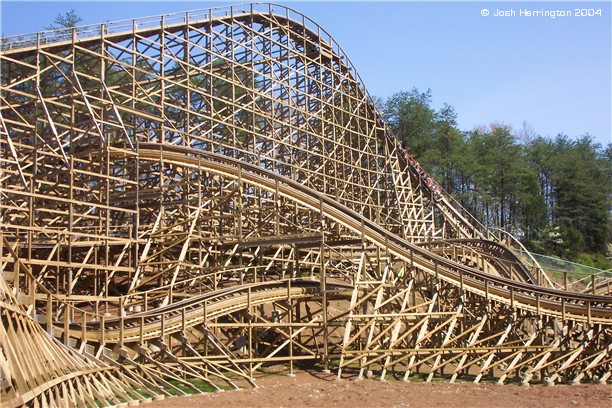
top-left (129, 143), bottom-right (612, 322)
top-left (59, 279), bottom-right (353, 344)
top-left (418, 238), bottom-right (538, 284)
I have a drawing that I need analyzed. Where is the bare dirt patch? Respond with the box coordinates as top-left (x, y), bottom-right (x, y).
top-left (145, 368), bottom-right (611, 408)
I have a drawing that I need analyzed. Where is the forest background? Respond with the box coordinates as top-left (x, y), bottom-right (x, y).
top-left (381, 88), bottom-right (611, 269)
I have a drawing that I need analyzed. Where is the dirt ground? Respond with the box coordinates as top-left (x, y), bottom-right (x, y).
top-left (145, 368), bottom-right (611, 408)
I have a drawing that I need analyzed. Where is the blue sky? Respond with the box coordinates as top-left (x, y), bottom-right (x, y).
top-left (2, 1), bottom-right (610, 147)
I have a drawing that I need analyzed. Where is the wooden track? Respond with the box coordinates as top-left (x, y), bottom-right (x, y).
top-left (1, 3), bottom-right (611, 406)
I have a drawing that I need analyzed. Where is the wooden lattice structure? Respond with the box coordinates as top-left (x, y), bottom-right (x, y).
top-left (1, 4), bottom-right (610, 406)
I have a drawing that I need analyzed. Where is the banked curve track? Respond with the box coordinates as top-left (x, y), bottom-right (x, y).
top-left (49, 144), bottom-right (612, 337)
top-left (1, 3), bottom-right (611, 406)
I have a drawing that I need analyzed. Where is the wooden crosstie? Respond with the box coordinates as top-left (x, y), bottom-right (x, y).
top-left (1, 4), bottom-right (610, 406)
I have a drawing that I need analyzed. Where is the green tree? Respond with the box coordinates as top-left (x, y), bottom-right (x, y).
top-left (382, 89), bottom-right (610, 260)
top-left (548, 135), bottom-right (610, 255)
top-left (525, 136), bottom-right (556, 219)
top-left (44, 10), bottom-right (82, 30)
top-left (383, 88), bottom-right (466, 195)
top-left (467, 125), bottom-right (528, 230)
top-left (384, 88), bottom-right (437, 160)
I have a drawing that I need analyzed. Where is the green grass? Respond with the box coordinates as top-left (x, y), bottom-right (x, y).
top-left (166, 379), bottom-right (230, 395)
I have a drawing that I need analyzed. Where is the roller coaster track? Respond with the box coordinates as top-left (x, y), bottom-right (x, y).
top-left (130, 143), bottom-right (610, 321)
top-left (1, 3), bottom-right (611, 406)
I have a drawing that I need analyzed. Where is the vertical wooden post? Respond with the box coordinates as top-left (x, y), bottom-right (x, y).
top-left (46, 293), bottom-right (53, 334)
top-left (288, 279), bottom-right (294, 376)
top-left (64, 305), bottom-right (70, 346)
top-left (247, 286), bottom-right (252, 378)
top-left (81, 311), bottom-right (87, 344)
top-left (321, 238), bottom-right (329, 373)
top-left (100, 314), bottom-right (106, 347)
top-left (587, 302), bottom-right (591, 325)
top-left (140, 317), bottom-right (144, 345)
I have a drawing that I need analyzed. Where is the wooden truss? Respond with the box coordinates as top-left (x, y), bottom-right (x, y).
top-left (1, 3), bottom-right (610, 406)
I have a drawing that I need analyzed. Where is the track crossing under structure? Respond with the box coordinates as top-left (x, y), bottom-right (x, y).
top-left (1, 3), bottom-right (611, 406)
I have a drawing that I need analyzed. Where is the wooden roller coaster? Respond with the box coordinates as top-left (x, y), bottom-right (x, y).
top-left (1, 3), bottom-right (610, 406)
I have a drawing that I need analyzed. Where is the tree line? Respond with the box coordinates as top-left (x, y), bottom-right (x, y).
top-left (383, 88), bottom-right (611, 268)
